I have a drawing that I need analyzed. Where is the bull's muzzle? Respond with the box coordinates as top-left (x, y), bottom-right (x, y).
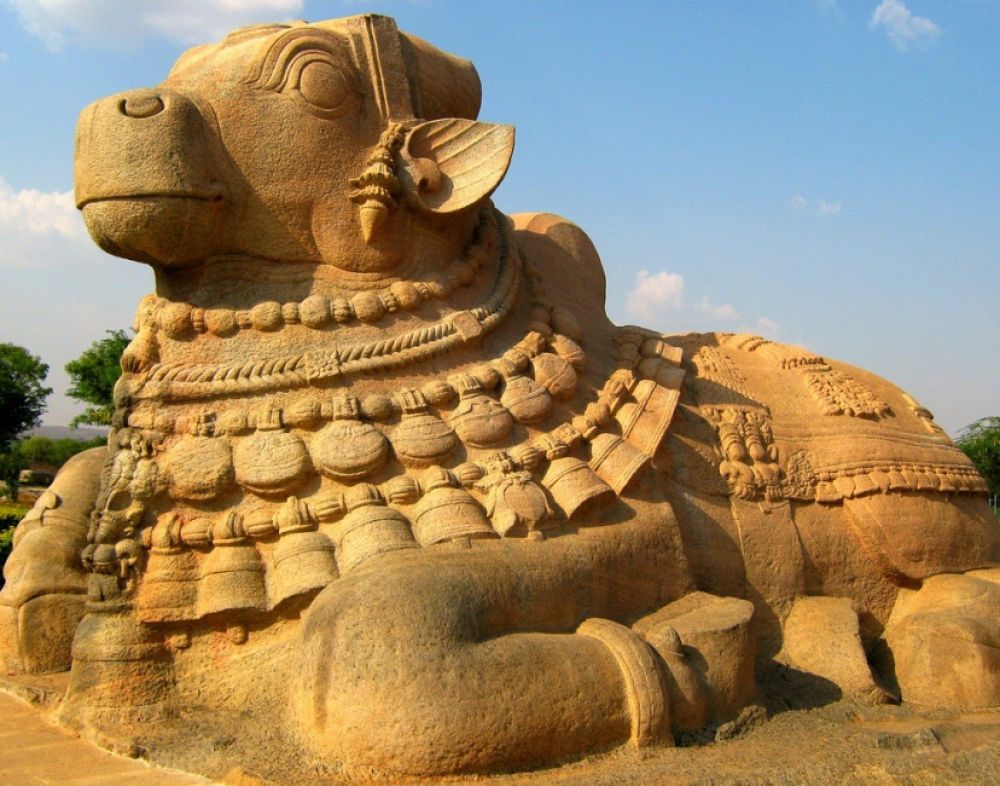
top-left (75, 87), bottom-right (229, 266)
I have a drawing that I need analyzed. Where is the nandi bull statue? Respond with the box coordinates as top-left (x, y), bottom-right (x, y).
top-left (2, 14), bottom-right (997, 783)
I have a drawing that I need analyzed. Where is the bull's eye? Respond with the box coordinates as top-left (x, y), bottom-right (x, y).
top-left (288, 56), bottom-right (355, 119)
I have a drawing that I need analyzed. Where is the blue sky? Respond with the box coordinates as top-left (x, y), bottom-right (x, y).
top-left (0, 0), bottom-right (996, 434)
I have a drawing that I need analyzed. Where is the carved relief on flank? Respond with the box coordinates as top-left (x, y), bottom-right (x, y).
top-left (802, 368), bottom-right (891, 419)
top-left (702, 406), bottom-right (783, 502)
top-left (690, 345), bottom-right (753, 402)
top-left (703, 405), bottom-right (987, 507)
top-left (810, 460), bottom-right (988, 503)
top-left (902, 392), bottom-right (950, 439)
top-left (782, 450), bottom-right (819, 500)
top-left (720, 334), bottom-right (891, 419)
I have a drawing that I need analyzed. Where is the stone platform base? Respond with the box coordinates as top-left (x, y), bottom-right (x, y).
top-left (3, 669), bottom-right (1000, 785)
top-left (0, 688), bottom-right (211, 785)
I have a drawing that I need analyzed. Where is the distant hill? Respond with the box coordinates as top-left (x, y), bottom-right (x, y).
top-left (25, 426), bottom-right (109, 442)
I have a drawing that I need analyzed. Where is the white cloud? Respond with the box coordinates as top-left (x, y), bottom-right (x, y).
top-left (0, 52), bottom-right (9, 62)
top-left (0, 174), bottom-right (151, 425)
top-left (625, 270), bottom-right (685, 322)
top-left (788, 195), bottom-right (843, 216)
top-left (0, 177), bottom-right (84, 262)
top-left (693, 295), bottom-right (739, 321)
top-left (8, 0), bottom-right (304, 50)
top-left (869, 0), bottom-right (941, 51)
top-left (757, 316), bottom-right (780, 334)
top-left (624, 269), bottom-right (752, 333)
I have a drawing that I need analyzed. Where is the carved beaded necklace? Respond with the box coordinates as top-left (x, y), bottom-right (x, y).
top-left (124, 208), bottom-right (532, 402)
top-left (83, 208), bottom-right (686, 628)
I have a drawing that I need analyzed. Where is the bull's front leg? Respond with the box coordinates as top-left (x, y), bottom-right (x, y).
top-left (0, 447), bottom-right (105, 674)
top-left (292, 496), bottom-right (690, 778)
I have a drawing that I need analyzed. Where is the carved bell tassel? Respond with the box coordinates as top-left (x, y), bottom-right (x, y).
top-left (542, 455), bottom-right (614, 519)
top-left (588, 433), bottom-right (651, 495)
top-left (60, 608), bottom-right (175, 726)
top-left (531, 352), bottom-right (578, 401)
top-left (449, 374), bottom-right (513, 447)
top-left (478, 454), bottom-right (551, 538)
top-left (500, 373), bottom-right (552, 424)
top-left (549, 333), bottom-right (586, 370)
top-left (359, 202), bottom-right (389, 245)
top-left (391, 389), bottom-right (456, 467)
top-left (195, 512), bottom-right (266, 619)
top-left (135, 514), bottom-right (198, 623)
top-left (314, 396), bottom-right (388, 481)
top-left (412, 467), bottom-right (497, 545)
top-left (164, 414), bottom-right (235, 503)
top-left (233, 405), bottom-right (311, 496)
top-left (270, 496), bottom-right (339, 608)
top-left (329, 484), bottom-right (417, 574)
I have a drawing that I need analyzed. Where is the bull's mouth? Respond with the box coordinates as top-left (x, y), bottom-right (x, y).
top-left (77, 190), bottom-right (225, 209)
top-left (78, 187), bottom-right (228, 266)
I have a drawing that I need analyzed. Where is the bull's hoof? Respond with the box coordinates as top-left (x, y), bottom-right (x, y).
top-left (0, 593), bottom-right (86, 674)
top-left (0, 447), bottom-right (103, 674)
top-left (884, 572), bottom-right (1000, 708)
top-left (778, 595), bottom-right (895, 705)
top-left (635, 591), bottom-right (756, 726)
top-left (0, 523), bottom-right (89, 674)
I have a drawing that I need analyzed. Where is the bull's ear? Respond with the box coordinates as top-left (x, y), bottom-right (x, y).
top-left (399, 119), bottom-right (514, 214)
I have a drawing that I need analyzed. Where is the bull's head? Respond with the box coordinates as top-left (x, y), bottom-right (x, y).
top-left (74, 15), bottom-right (514, 277)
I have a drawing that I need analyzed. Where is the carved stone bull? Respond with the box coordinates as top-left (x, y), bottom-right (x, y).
top-left (2, 14), bottom-right (998, 782)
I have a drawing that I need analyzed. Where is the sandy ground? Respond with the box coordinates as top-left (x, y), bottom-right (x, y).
top-left (3, 667), bottom-right (999, 786)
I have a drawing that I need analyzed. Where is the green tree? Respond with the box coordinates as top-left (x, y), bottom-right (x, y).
top-left (957, 417), bottom-right (1000, 500)
top-left (65, 330), bottom-right (131, 427)
top-left (0, 343), bottom-right (51, 450)
top-left (18, 435), bottom-right (106, 468)
top-left (15, 435), bottom-right (56, 467)
top-left (0, 445), bottom-right (24, 500)
top-left (0, 344), bottom-right (50, 499)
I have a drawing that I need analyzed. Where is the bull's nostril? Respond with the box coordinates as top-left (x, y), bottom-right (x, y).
top-left (119, 93), bottom-right (165, 119)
